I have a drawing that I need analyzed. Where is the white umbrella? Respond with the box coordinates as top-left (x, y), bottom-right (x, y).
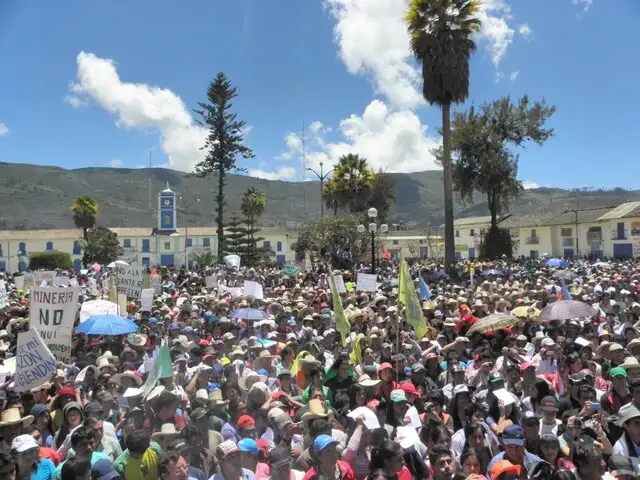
top-left (107, 260), bottom-right (129, 268)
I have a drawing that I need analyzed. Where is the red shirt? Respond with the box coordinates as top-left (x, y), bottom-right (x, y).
top-left (40, 447), bottom-right (60, 465)
top-left (302, 461), bottom-right (355, 480)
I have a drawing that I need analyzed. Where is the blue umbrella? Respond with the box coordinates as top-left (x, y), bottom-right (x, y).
top-left (545, 258), bottom-right (568, 268)
top-left (230, 308), bottom-right (267, 321)
top-left (75, 315), bottom-right (139, 336)
top-left (429, 270), bottom-right (447, 280)
top-left (481, 269), bottom-right (505, 277)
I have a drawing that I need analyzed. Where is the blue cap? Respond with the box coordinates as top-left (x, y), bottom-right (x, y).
top-left (169, 323), bottom-right (180, 330)
top-left (256, 369), bottom-right (269, 377)
top-left (238, 438), bottom-right (259, 455)
top-left (502, 425), bottom-right (525, 447)
top-left (313, 434), bottom-right (338, 454)
top-left (183, 326), bottom-right (194, 333)
top-left (149, 317), bottom-right (158, 325)
top-left (91, 459), bottom-right (119, 480)
top-left (203, 311), bottom-right (213, 320)
top-left (30, 404), bottom-right (49, 417)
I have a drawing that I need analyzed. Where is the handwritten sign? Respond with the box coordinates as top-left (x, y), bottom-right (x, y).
top-left (223, 255), bottom-right (241, 269)
top-left (30, 287), bottom-right (79, 362)
top-left (329, 275), bottom-right (346, 294)
top-left (356, 273), bottom-right (377, 292)
top-left (36, 271), bottom-right (56, 286)
top-left (244, 280), bottom-right (264, 299)
top-left (0, 280), bottom-right (6, 309)
top-left (282, 263), bottom-right (300, 277)
top-left (140, 289), bottom-right (154, 312)
top-left (13, 328), bottom-right (57, 392)
top-left (79, 299), bottom-right (118, 324)
top-left (205, 275), bottom-right (217, 288)
top-left (151, 275), bottom-right (162, 295)
top-left (115, 265), bottom-right (145, 299)
top-left (14, 276), bottom-right (24, 291)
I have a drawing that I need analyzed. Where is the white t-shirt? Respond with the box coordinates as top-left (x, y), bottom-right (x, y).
top-left (540, 419), bottom-right (562, 436)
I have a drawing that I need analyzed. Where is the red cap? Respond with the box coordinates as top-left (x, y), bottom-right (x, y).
top-left (378, 362), bottom-right (393, 372)
top-left (367, 399), bottom-right (381, 410)
top-left (58, 386), bottom-right (76, 398)
top-left (237, 415), bottom-right (256, 428)
top-left (519, 362), bottom-right (533, 373)
top-left (401, 383), bottom-right (419, 396)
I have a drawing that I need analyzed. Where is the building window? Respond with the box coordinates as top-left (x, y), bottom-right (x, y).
top-left (73, 241), bottom-right (81, 255)
top-left (531, 229), bottom-right (537, 237)
top-left (419, 240), bottom-right (424, 244)
top-left (562, 238), bottom-right (574, 247)
top-left (392, 240), bottom-right (399, 245)
top-left (263, 241), bottom-right (271, 248)
top-left (455, 230), bottom-right (460, 237)
top-left (123, 239), bottom-right (131, 248)
top-left (0, 244), bottom-right (3, 257)
top-left (46, 241), bottom-right (54, 251)
top-left (142, 239), bottom-right (150, 253)
top-left (164, 241), bottom-right (171, 250)
top-left (470, 229), bottom-right (475, 236)
top-left (186, 238), bottom-right (193, 247)
top-left (530, 250), bottom-right (539, 259)
top-left (561, 228), bottom-right (572, 237)
top-left (203, 237), bottom-right (211, 247)
top-left (277, 241), bottom-right (282, 252)
top-left (18, 242), bottom-right (26, 255)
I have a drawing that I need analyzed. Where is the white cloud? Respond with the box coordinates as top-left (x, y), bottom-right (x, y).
top-left (248, 166), bottom-right (297, 181)
top-left (522, 181), bottom-right (540, 190)
top-left (0, 122), bottom-right (8, 136)
top-left (572, 0), bottom-right (593, 13)
top-left (518, 24), bottom-right (532, 39)
top-left (109, 158), bottom-right (124, 168)
top-left (66, 51), bottom-right (207, 172)
top-left (279, 99), bottom-right (441, 176)
top-left (509, 71), bottom-right (519, 82)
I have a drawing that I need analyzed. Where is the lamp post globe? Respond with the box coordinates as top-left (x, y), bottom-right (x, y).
top-left (367, 207), bottom-right (378, 219)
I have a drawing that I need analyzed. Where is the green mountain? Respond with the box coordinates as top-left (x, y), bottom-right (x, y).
top-left (0, 162), bottom-right (638, 230)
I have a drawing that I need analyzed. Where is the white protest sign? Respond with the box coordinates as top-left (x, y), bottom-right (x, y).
top-left (35, 271), bottom-right (56, 286)
top-left (356, 272), bottom-right (377, 292)
top-left (223, 255), bottom-right (241, 268)
top-left (220, 286), bottom-right (244, 298)
top-left (31, 287), bottom-right (79, 362)
top-left (140, 289), bottom-right (155, 312)
top-left (205, 275), bottom-right (217, 288)
top-left (13, 327), bottom-right (58, 392)
top-left (23, 274), bottom-right (35, 292)
top-left (14, 276), bottom-right (24, 291)
top-left (55, 276), bottom-right (70, 287)
top-left (115, 265), bottom-right (145, 299)
top-left (0, 280), bottom-right (6, 309)
top-left (79, 299), bottom-right (119, 324)
top-left (304, 251), bottom-right (312, 272)
top-left (329, 275), bottom-right (346, 294)
top-left (88, 278), bottom-right (98, 295)
top-left (151, 275), bottom-right (162, 295)
top-left (69, 278), bottom-right (79, 288)
top-left (243, 280), bottom-right (264, 299)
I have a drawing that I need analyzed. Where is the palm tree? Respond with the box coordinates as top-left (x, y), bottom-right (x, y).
top-left (406, 0), bottom-right (481, 266)
top-left (241, 187), bottom-right (266, 262)
top-left (331, 154), bottom-right (375, 213)
top-left (322, 180), bottom-right (340, 216)
top-left (71, 196), bottom-right (99, 240)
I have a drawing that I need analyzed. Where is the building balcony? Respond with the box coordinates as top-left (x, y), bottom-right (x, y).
top-left (611, 230), bottom-right (629, 241)
top-left (525, 236), bottom-right (540, 245)
top-left (123, 247), bottom-right (138, 252)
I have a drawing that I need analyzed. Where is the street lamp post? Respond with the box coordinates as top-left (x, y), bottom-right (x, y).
top-left (357, 207), bottom-right (388, 275)
top-left (306, 161), bottom-right (335, 218)
top-left (180, 196), bottom-right (200, 268)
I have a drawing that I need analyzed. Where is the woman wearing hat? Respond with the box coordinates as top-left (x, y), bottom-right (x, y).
top-left (31, 404), bottom-right (55, 448)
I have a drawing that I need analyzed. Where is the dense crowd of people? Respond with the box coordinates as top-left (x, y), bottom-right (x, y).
top-left (1, 257), bottom-right (640, 480)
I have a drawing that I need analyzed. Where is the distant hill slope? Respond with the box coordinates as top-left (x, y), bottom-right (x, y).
top-left (0, 162), bottom-right (638, 230)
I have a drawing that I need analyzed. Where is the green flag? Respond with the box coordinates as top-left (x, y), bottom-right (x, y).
top-left (330, 275), bottom-right (350, 347)
top-left (398, 255), bottom-right (428, 340)
top-left (142, 345), bottom-right (173, 397)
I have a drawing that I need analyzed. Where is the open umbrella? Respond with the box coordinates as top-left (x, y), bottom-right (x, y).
top-left (545, 258), bottom-right (568, 268)
top-left (466, 313), bottom-right (518, 335)
top-left (481, 269), bottom-right (505, 277)
top-left (230, 308), bottom-right (267, 321)
top-left (538, 300), bottom-right (597, 322)
top-left (511, 306), bottom-right (541, 318)
top-left (107, 260), bottom-right (129, 268)
top-left (74, 314), bottom-right (139, 336)
top-left (552, 270), bottom-right (578, 281)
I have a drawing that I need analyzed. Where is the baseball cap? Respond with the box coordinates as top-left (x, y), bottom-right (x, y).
top-left (488, 372), bottom-right (504, 384)
top-left (237, 415), bottom-right (256, 428)
top-left (410, 363), bottom-right (426, 374)
top-left (11, 434), bottom-right (38, 453)
top-left (58, 386), bottom-right (76, 398)
top-left (313, 434), bottom-right (338, 454)
top-left (519, 362), bottom-right (534, 373)
top-left (390, 389), bottom-right (408, 403)
top-left (91, 459), bottom-right (120, 480)
top-left (238, 438), bottom-right (259, 455)
top-left (401, 383), bottom-right (419, 397)
top-left (540, 396), bottom-right (559, 413)
top-left (378, 362), bottom-right (393, 372)
top-left (217, 440), bottom-right (241, 460)
top-left (610, 366), bottom-right (628, 379)
top-left (490, 460), bottom-right (521, 480)
top-left (268, 446), bottom-right (292, 468)
top-left (502, 425), bottom-right (525, 447)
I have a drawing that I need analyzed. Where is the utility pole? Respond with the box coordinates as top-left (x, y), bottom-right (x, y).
top-left (302, 122), bottom-right (307, 217)
top-left (307, 161), bottom-right (335, 218)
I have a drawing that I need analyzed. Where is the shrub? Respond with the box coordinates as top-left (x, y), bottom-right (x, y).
top-left (28, 251), bottom-right (73, 270)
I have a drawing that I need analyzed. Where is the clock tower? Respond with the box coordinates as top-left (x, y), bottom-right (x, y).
top-left (158, 182), bottom-right (177, 231)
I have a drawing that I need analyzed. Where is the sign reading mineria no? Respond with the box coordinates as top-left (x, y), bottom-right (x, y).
top-left (30, 287), bottom-right (79, 363)
top-left (115, 265), bottom-right (145, 299)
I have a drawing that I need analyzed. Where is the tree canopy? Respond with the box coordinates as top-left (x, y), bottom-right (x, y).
top-left (71, 196), bottom-right (99, 240)
top-left (82, 226), bottom-right (124, 266)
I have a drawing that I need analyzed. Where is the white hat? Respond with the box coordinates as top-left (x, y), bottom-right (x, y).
top-left (122, 387), bottom-right (144, 398)
top-left (11, 434), bottom-right (39, 453)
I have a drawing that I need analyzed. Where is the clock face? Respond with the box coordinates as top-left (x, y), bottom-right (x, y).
top-left (163, 199), bottom-right (171, 206)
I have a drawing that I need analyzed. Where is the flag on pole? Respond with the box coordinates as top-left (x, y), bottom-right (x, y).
top-left (330, 274), bottom-right (350, 346)
top-left (398, 255), bottom-right (428, 340)
top-left (419, 276), bottom-right (432, 300)
top-left (142, 345), bottom-right (173, 397)
top-left (560, 279), bottom-right (573, 301)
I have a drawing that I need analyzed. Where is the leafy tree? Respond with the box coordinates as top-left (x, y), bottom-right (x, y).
top-left (294, 214), bottom-right (369, 270)
top-left (82, 226), bottom-right (124, 266)
top-left (225, 215), bottom-right (247, 256)
top-left (71, 196), bottom-right (99, 240)
top-left (29, 251), bottom-right (73, 270)
top-left (445, 95), bottom-right (556, 258)
top-left (406, 0), bottom-right (482, 266)
top-left (193, 73), bottom-right (255, 263)
top-left (367, 169), bottom-right (396, 223)
top-left (190, 250), bottom-right (216, 267)
top-left (241, 187), bottom-right (267, 266)
top-left (327, 154), bottom-right (375, 213)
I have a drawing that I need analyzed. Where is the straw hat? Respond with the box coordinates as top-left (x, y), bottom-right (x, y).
top-left (357, 374), bottom-right (382, 389)
top-left (151, 423), bottom-right (180, 443)
top-left (298, 354), bottom-right (321, 368)
top-left (621, 357), bottom-right (640, 372)
top-left (253, 350), bottom-right (277, 371)
top-left (127, 333), bottom-right (147, 347)
top-left (301, 399), bottom-right (329, 424)
top-left (112, 371), bottom-right (143, 387)
top-left (96, 358), bottom-right (116, 374)
top-left (97, 351), bottom-right (118, 363)
top-left (0, 408), bottom-right (34, 428)
top-left (238, 371), bottom-right (268, 391)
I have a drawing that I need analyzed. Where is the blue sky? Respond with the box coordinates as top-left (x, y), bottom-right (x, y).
top-left (0, 0), bottom-right (637, 189)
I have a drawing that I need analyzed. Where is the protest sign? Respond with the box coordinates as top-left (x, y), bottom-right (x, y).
top-left (88, 278), bottom-right (98, 296)
top-left (205, 275), bottom-right (217, 288)
top-left (115, 265), bottom-right (144, 299)
top-left (151, 275), bottom-right (162, 295)
top-left (79, 299), bottom-right (119, 324)
top-left (356, 273), bottom-right (377, 292)
top-left (244, 280), bottom-right (264, 299)
top-left (69, 278), bottom-right (79, 288)
top-left (223, 255), bottom-right (241, 268)
top-left (219, 286), bottom-right (243, 298)
top-left (14, 275), bottom-right (24, 291)
top-left (329, 275), bottom-right (346, 294)
top-left (140, 289), bottom-right (154, 312)
top-left (35, 271), bottom-right (55, 286)
top-left (304, 251), bottom-right (312, 272)
top-left (31, 287), bottom-right (79, 362)
top-left (55, 276), bottom-right (70, 287)
top-left (0, 280), bottom-right (6, 309)
top-left (23, 274), bottom-right (35, 292)
top-left (118, 294), bottom-right (128, 316)
top-left (282, 263), bottom-right (300, 277)
top-left (13, 327), bottom-right (57, 392)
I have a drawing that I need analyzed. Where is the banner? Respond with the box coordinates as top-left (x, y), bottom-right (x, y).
top-left (35, 271), bottom-right (56, 286)
top-left (13, 328), bottom-right (58, 392)
top-left (115, 265), bottom-right (144, 299)
top-left (329, 275), bottom-right (346, 294)
top-left (223, 255), bottom-right (241, 269)
top-left (31, 287), bottom-right (79, 362)
top-left (243, 280), bottom-right (264, 299)
top-left (356, 273), bottom-right (377, 292)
